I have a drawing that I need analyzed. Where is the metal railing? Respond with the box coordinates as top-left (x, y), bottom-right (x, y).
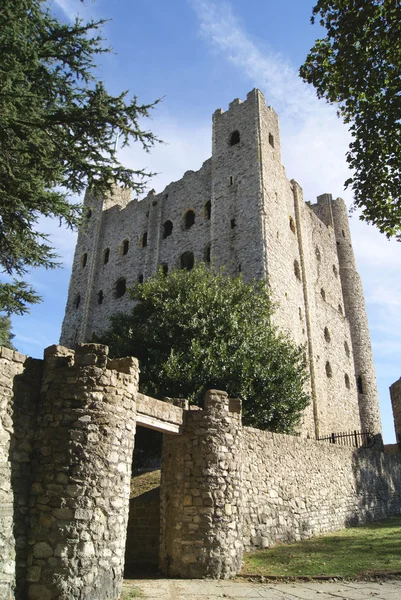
top-left (317, 430), bottom-right (375, 448)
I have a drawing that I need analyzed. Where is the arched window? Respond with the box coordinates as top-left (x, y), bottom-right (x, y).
top-left (121, 239), bottom-right (129, 255)
top-left (183, 210), bottom-right (195, 230)
top-left (345, 374), bottom-right (350, 389)
top-left (163, 220), bottom-right (173, 239)
top-left (325, 361), bottom-right (332, 378)
top-left (115, 278), bottom-right (126, 298)
top-left (141, 232), bottom-right (148, 247)
top-left (269, 133), bottom-right (274, 148)
top-left (294, 260), bottom-right (301, 281)
top-left (74, 294), bottom-right (81, 309)
top-left (81, 253), bottom-right (88, 268)
top-left (97, 290), bottom-right (104, 305)
top-left (103, 248), bottom-right (110, 265)
top-left (289, 216), bottom-right (296, 234)
top-left (357, 375), bottom-right (364, 394)
top-left (204, 200), bottom-right (211, 220)
top-left (180, 251), bottom-right (194, 271)
top-left (324, 327), bottom-right (331, 343)
top-left (204, 243), bottom-right (211, 263)
top-left (229, 130), bottom-right (240, 146)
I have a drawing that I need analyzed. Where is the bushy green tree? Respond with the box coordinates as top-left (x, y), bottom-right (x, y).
top-left (0, 0), bottom-right (159, 314)
top-left (300, 0), bottom-right (401, 238)
top-left (0, 316), bottom-right (16, 350)
top-left (99, 264), bottom-right (310, 433)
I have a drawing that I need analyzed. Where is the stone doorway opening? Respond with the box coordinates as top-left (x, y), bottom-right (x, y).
top-left (124, 426), bottom-right (163, 577)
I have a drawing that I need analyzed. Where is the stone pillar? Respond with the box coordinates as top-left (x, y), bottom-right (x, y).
top-left (27, 344), bottom-right (138, 600)
top-left (390, 378), bottom-right (401, 445)
top-left (160, 390), bottom-right (243, 579)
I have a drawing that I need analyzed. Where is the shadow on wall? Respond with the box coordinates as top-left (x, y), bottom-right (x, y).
top-left (348, 444), bottom-right (401, 527)
top-left (10, 358), bottom-right (42, 599)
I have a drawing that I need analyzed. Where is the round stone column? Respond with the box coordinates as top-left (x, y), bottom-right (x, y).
top-left (160, 389), bottom-right (243, 579)
top-left (27, 344), bottom-right (138, 600)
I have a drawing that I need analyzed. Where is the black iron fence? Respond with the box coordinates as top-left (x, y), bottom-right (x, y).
top-left (317, 430), bottom-right (375, 448)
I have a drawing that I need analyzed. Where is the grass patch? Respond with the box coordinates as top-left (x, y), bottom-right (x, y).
top-left (120, 586), bottom-right (144, 599)
top-left (130, 470), bottom-right (161, 499)
top-left (242, 516), bottom-right (401, 578)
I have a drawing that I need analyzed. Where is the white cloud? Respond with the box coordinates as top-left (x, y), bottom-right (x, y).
top-left (52, 0), bottom-right (95, 21)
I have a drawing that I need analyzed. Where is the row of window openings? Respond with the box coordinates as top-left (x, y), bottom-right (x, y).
top-left (294, 261), bottom-right (343, 314)
top-left (229, 130), bottom-right (274, 148)
top-left (80, 205), bottom-right (213, 269)
top-left (325, 363), bottom-right (364, 393)
top-left (74, 248), bottom-right (211, 308)
top-left (290, 219), bottom-right (339, 279)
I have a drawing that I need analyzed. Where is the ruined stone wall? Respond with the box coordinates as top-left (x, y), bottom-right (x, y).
top-left (124, 487), bottom-right (160, 572)
top-left (390, 378), bottom-right (401, 444)
top-left (59, 89), bottom-right (380, 439)
top-left (242, 427), bottom-right (401, 551)
top-left (28, 345), bottom-right (138, 600)
top-left (0, 348), bottom-right (42, 600)
top-left (160, 391), bottom-right (243, 579)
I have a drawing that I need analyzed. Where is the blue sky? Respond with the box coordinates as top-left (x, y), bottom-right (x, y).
top-left (8, 0), bottom-right (401, 443)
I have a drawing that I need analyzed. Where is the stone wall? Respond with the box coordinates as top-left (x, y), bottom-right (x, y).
top-left (160, 391), bottom-right (243, 579)
top-left (242, 427), bottom-right (401, 551)
top-left (124, 487), bottom-right (160, 573)
top-left (0, 347), bottom-right (42, 600)
top-left (59, 88), bottom-right (380, 441)
top-left (27, 344), bottom-right (138, 600)
top-left (390, 378), bottom-right (401, 444)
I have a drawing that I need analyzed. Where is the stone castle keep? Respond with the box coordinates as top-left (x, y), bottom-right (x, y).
top-left (2, 91), bottom-right (401, 600)
top-left (61, 88), bottom-right (381, 440)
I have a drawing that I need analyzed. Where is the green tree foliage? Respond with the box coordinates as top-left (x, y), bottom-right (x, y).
top-left (0, 315), bottom-right (16, 350)
top-left (0, 0), bottom-right (159, 314)
top-left (99, 264), bottom-right (310, 433)
top-left (300, 0), bottom-right (401, 238)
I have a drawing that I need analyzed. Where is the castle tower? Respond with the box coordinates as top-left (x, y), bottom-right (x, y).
top-left (323, 194), bottom-right (381, 434)
top-left (59, 90), bottom-right (380, 439)
top-left (60, 186), bottom-right (131, 347)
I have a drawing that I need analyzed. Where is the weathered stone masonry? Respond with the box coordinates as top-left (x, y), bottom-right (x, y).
top-left (2, 345), bottom-right (401, 600)
top-left (60, 89), bottom-right (381, 441)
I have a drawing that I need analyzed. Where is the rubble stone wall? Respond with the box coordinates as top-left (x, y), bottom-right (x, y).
top-left (27, 344), bottom-right (138, 600)
top-left (242, 427), bottom-right (401, 551)
top-left (160, 391), bottom-right (243, 579)
top-left (0, 347), bottom-right (42, 600)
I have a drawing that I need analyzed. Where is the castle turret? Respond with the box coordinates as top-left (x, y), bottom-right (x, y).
top-left (60, 186), bottom-right (131, 347)
top-left (326, 194), bottom-right (382, 434)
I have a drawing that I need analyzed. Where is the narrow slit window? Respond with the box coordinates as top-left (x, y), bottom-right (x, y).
top-left (138, 274), bottom-right (144, 284)
top-left (81, 253), bottom-right (88, 268)
top-left (204, 201), bottom-right (211, 220)
top-left (325, 361), bottom-right (332, 378)
top-left (294, 260), bottom-right (301, 281)
top-left (289, 216), bottom-right (296, 234)
top-left (103, 248), bottom-right (110, 265)
top-left (204, 244), bottom-right (211, 263)
top-left (121, 239), bottom-right (129, 255)
top-left (345, 374), bottom-right (350, 389)
top-left (161, 264), bottom-right (168, 276)
top-left (141, 232), bottom-right (148, 248)
top-left (269, 133), bottom-right (274, 148)
top-left (230, 218), bottom-right (236, 229)
top-left (357, 376), bottom-right (364, 394)
top-left (97, 290), bottom-right (104, 305)
top-left (74, 294), bottom-right (81, 309)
